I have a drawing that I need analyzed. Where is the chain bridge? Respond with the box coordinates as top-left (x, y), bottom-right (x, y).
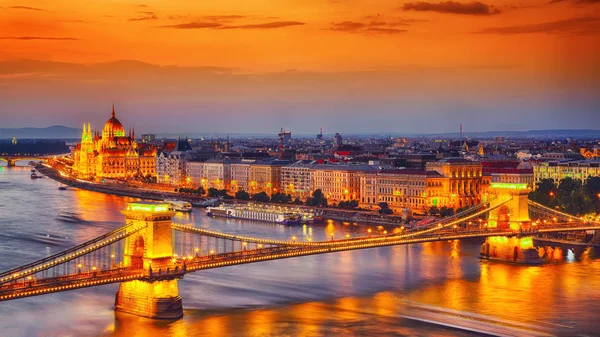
top-left (0, 183), bottom-right (599, 319)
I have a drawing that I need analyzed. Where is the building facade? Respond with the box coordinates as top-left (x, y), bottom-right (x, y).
top-left (230, 160), bottom-right (254, 193)
top-left (426, 158), bottom-right (483, 209)
top-left (359, 169), bottom-right (447, 215)
top-left (311, 164), bottom-right (376, 202)
top-left (72, 105), bottom-right (156, 180)
top-left (156, 139), bottom-right (193, 186)
top-left (248, 160), bottom-right (288, 195)
top-left (281, 160), bottom-right (314, 198)
top-left (533, 160), bottom-right (600, 186)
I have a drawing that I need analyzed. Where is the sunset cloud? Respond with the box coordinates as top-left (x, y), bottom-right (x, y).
top-left (0, 36), bottom-right (78, 41)
top-left (220, 21), bottom-right (305, 29)
top-left (402, 1), bottom-right (501, 15)
top-left (129, 11), bottom-right (158, 21)
top-left (476, 16), bottom-right (600, 35)
top-left (161, 21), bottom-right (304, 30)
top-left (549, 0), bottom-right (600, 3)
top-left (9, 6), bottom-right (46, 11)
top-left (329, 19), bottom-right (409, 34)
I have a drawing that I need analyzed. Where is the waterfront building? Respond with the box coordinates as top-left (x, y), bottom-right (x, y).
top-left (248, 160), bottom-right (289, 195)
top-left (281, 160), bottom-right (314, 198)
top-left (156, 139), bottom-right (193, 185)
top-left (230, 160), bottom-right (255, 193)
top-left (359, 169), bottom-right (447, 214)
top-left (199, 158), bottom-right (232, 190)
top-left (533, 160), bottom-right (600, 186)
top-left (185, 159), bottom-right (207, 188)
top-left (312, 163), bottom-right (376, 202)
top-left (426, 158), bottom-right (484, 209)
top-left (72, 105), bottom-right (156, 180)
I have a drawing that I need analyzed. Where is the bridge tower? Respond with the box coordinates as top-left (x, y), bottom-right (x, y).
top-left (114, 202), bottom-right (183, 319)
top-left (482, 183), bottom-right (539, 263)
top-left (487, 183), bottom-right (531, 230)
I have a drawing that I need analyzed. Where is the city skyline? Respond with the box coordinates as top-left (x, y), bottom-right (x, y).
top-left (0, 0), bottom-right (599, 133)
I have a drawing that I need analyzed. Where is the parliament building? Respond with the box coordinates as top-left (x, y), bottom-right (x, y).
top-left (72, 105), bottom-right (156, 180)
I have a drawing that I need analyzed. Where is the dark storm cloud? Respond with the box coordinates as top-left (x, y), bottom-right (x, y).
top-left (475, 16), bottom-right (600, 35)
top-left (0, 36), bottom-right (79, 40)
top-left (402, 1), bottom-right (501, 15)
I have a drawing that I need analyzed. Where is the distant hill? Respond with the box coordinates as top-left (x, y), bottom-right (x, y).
top-left (0, 126), bottom-right (81, 139)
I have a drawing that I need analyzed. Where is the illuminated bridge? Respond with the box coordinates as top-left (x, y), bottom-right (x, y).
top-left (0, 155), bottom-right (54, 167)
top-left (0, 183), bottom-right (599, 319)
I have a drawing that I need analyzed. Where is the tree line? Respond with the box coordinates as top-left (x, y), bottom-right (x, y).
top-left (529, 177), bottom-right (600, 216)
top-left (176, 187), bottom-right (395, 213)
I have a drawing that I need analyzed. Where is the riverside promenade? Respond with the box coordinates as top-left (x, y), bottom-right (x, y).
top-left (37, 164), bottom-right (406, 225)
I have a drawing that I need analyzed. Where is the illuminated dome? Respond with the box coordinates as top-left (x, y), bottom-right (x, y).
top-left (102, 104), bottom-right (125, 139)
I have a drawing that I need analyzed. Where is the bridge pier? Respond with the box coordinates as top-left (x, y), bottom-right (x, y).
top-left (6, 158), bottom-right (16, 167)
top-left (115, 279), bottom-right (182, 319)
top-left (113, 202), bottom-right (182, 319)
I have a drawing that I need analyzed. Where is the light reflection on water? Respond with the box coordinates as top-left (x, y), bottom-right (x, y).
top-left (0, 166), bottom-right (599, 337)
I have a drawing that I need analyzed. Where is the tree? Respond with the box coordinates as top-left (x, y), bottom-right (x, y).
top-left (235, 190), bottom-right (250, 200)
top-left (439, 206), bottom-right (454, 217)
top-left (556, 178), bottom-right (592, 215)
top-left (529, 179), bottom-right (557, 208)
top-left (251, 191), bottom-right (270, 203)
top-left (585, 176), bottom-right (600, 213)
top-left (306, 189), bottom-right (328, 207)
top-left (196, 186), bottom-right (206, 195)
top-left (271, 192), bottom-right (292, 203)
top-left (378, 202), bottom-right (393, 214)
top-left (428, 206), bottom-right (440, 216)
top-left (208, 187), bottom-right (219, 197)
top-left (293, 197), bottom-right (303, 205)
top-left (338, 200), bottom-right (359, 209)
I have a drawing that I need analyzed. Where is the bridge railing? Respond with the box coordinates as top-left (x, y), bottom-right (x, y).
top-left (528, 200), bottom-right (600, 224)
top-left (0, 222), bottom-right (146, 286)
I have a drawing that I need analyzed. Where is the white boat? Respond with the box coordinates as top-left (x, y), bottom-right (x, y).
top-left (165, 200), bottom-right (193, 212)
top-left (206, 203), bottom-right (313, 225)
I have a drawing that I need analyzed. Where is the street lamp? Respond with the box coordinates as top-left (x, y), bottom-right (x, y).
top-left (291, 236), bottom-right (296, 242)
top-left (367, 228), bottom-right (372, 237)
top-left (330, 232), bottom-right (334, 241)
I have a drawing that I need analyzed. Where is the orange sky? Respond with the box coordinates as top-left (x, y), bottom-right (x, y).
top-left (1, 0), bottom-right (598, 72)
top-left (0, 1), bottom-right (598, 133)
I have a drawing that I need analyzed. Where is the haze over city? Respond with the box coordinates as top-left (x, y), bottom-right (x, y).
top-left (1, 0), bottom-right (599, 133)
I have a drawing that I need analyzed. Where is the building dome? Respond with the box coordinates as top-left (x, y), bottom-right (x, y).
top-left (102, 104), bottom-right (125, 139)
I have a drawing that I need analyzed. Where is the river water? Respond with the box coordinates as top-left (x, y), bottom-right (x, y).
top-left (1, 165), bottom-right (599, 337)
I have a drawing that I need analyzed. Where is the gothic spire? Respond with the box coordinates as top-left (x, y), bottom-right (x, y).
top-left (111, 100), bottom-right (115, 118)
